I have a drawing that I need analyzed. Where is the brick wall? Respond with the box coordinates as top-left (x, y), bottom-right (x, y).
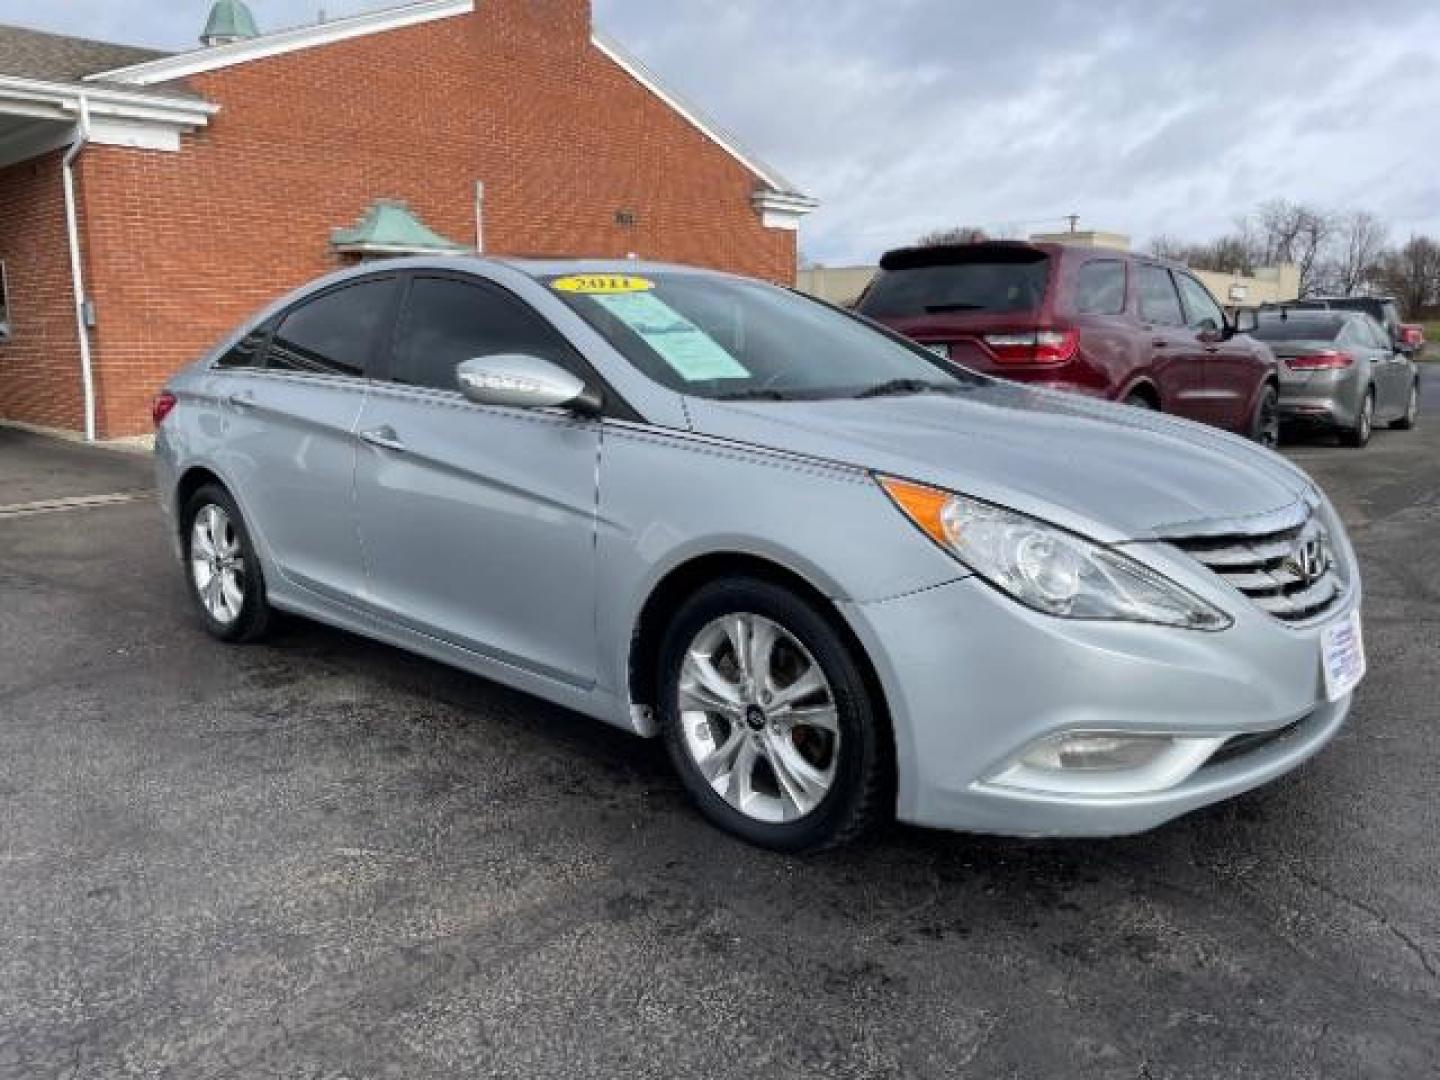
top-left (0, 152), bottom-right (86, 432)
top-left (70, 0), bottom-right (797, 436)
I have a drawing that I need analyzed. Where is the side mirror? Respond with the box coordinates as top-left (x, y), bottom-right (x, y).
top-left (1230, 309), bottom-right (1258, 335)
top-left (456, 354), bottom-right (601, 415)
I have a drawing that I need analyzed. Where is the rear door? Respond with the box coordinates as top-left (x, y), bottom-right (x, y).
top-left (1134, 263), bottom-right (1210, 421)
top-left (1175, 271), bottom-right (1261, 431)
top-left (351, 272), bottom-right (602, 688)
top-left (212, 274), bottom-right (400, 603)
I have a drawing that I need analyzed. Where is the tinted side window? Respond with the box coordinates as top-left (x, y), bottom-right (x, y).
top-left (1136, 265), bottom-right (1184, 326)
top-left (1074, 260), bottom-right (1125, 315)
top-left (1365, 317), bottom-right (1391, 350)
top-left (269, 278), bottom-right (397, 377)
top-left (391, 276), bottom-right (583, 392)
top-left (215, 319), bottom-right (275, 369)
top-left (1175, 274), bottom-right (1225, 332)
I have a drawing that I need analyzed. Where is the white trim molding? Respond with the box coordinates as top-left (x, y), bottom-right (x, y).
top-left (753, 190), bottom-right (820, 232)
top-left (90, 0), bottom-right (477, 86)
top-left (0, 76), bottom-right (217, 166)
top-left (591, 28), bottom-right (818, 226)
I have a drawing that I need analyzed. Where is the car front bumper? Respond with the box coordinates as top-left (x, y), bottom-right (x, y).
top-left (839, 572), bottom-right (1357, 837)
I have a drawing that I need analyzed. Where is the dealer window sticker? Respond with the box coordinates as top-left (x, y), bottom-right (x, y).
top-left (592, 292), bottom-right (750, 382)
top-left (550, 274), bottom-right (655, 295)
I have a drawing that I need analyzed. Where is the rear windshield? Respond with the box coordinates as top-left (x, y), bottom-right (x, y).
top-left (858, 253), bottom-right (1049, 319)
top-left (1252, 314), bottom-right (1344, 342)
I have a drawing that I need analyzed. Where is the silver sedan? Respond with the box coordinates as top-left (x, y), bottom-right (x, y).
top-left (154, 258), bottom-right (1365, 851)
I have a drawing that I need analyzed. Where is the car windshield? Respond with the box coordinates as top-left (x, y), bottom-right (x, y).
top-left (857, 249), bottom-right (1050, 319)
top-left (544, 271), bottom-right (983, 401)
top-left (1252, 314), bottom-right (1345, 342)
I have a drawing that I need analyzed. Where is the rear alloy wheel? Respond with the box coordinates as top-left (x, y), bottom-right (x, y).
top-left (1391, 381), bottom-right (1419, 430)
top-left (658, 577), bottom-right (885, 852)
top-left (1124, 392), bottom-right (1158, 410)
top-left (183, 483), bottom-right (272, 642)
top-left (1249, 384), bottom-right (1281, 448)
top-left (1341, 388), bottom-right (1374, 448)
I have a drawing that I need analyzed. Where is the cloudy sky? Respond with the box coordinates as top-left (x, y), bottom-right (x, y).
top-left (7, 0), bottom-right (1439, 263)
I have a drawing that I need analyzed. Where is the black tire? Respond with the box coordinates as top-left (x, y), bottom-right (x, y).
top-left (1391, 380), bottom-right (1419, 430)
top-left (1124, 391), bottom-right (1158, 410)
top-left (1248, 384), bottom-right (1281, 448)
top-left (1340, 388), bottom-right (1374, 448)
top-left (181, 483), bottom-right (272, 643)
top-left (656, 576), bottom-right (887, 853)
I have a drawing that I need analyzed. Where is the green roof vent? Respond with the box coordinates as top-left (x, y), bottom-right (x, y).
top-left (330, 199), bottom-right (469, 259)
top-left (201, 0), bottom-right (260, 46)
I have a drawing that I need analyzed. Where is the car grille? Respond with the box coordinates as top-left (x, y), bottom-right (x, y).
top-left (1169, 510), bottom-right (1344, 624)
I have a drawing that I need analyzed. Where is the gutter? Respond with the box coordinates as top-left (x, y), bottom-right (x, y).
top-left (61, 93), bottom-right (96, 442)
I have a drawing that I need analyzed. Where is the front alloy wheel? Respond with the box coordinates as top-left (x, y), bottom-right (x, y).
top-left (658, 577), bottom-right (886, 852)
top-left (678, 613), bottom-right (840, 823)
top-left (1342, 389), bottom-right (1374, 448)
top-left (1392, 382), bottom-right (1418, 430)
top-left (1250, 384), bottom-right (1281, 448)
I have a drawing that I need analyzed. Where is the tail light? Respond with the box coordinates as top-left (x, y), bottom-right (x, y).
top-left (1286, 351), bottom-right (1353, 370)
top-left (152, 391), bottom-right (177, 426)
top-left (1399, 324), bottom-right (1425, 347)
top-left (983, 329), bottom-right (1079, 366)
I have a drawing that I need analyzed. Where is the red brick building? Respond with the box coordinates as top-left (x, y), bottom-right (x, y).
top-left (0, 0), bottom-right (816, 438)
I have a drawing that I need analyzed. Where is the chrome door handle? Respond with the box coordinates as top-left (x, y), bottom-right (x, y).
top-left (226, 391), bottom-right (255, 409)
top-left (359, 425), bottom-right (406, 452)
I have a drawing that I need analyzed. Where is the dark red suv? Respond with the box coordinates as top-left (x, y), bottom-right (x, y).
top-left (856, 242), bottom-right (1281, 445)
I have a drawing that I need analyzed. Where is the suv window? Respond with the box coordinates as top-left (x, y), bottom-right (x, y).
top-left (1363, 316), bottom-right (1392, 350)
top-left (215, 319), bottom-right (275, 369)
top-left (391, 276), bottom-right (584, 392)
top-left (269, 277), bottom-right (398, 377)
top-left (1136, 265), bottom-right (1184, 326)
top-left (858, 251), bottom-right (1049, 318)
top-left (1074, 260), bottom-right (1125, 315)
top-left (1175, 274), bottom-right (1225, 332)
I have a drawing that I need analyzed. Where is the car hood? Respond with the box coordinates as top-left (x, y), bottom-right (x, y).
top-left (684, 382), bottom-right (1316, 543)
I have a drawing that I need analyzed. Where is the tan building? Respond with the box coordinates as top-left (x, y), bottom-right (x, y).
top-left (798, 231), bottom-right (1300, 311)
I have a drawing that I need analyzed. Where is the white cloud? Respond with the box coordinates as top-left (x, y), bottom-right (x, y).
top-left (6, 0), bottom-right (1438, 263)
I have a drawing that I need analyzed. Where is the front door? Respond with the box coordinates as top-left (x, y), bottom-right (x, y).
top-left (352, 273), bottom-right (602, 688)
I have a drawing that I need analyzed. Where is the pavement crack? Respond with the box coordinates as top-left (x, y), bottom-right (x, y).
top-left (1287, 867), bottom-right (1438, 982)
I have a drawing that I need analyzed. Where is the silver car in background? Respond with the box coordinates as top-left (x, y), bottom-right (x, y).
top-left (153, 258), bottom-right (1366, 851)
top-left (1250, 308), bottom-right (1420, 447)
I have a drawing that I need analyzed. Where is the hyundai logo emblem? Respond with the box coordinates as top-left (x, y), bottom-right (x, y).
top-left (1285, 534), bottom-right (1328, 585)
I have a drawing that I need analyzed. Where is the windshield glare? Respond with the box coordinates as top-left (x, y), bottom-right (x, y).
top-left (546, 272), bottom-right (980, 401)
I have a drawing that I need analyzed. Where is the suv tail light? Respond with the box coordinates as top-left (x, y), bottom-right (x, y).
top-left (1286, 351), bottom-right (1353, 370)
top-left (983, 329), bottom-right (1079, 366)
top-left (1399, 324), bottom-right (1425, 346)
top-left (152, 391), bottom-right (177, 426)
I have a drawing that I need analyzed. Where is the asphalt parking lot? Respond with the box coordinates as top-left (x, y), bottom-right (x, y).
top-left (3, 372), bottom-right (1438, 1079)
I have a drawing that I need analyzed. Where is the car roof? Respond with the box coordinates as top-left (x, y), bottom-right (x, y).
top-left (876, 241), bottom-right (1185, 272)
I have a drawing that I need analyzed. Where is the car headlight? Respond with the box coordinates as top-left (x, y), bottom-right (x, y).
top-left (879, 477), bottom-right (1231, 630)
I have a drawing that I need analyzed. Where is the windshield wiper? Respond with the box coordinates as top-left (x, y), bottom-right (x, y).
top-left (853, 378), bottom-right (961, 400)
top-left (714, 388), bottom-right (792, 402)
top-left (923, 302), bottom-right (984, 313)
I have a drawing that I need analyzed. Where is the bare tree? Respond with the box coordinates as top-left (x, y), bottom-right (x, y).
top-left (915, 226), bottom-right (989, 247)
top-left (1148, 233), bottom-right (1256, 275)
top-left (1328, 210), bottom-right (1388, 296)
top-left (1377, 235), bottom-right (1440, 316)
top-left (1251, 199), bottom-right (1337, 296)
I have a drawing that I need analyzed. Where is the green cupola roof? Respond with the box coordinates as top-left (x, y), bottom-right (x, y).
top-left (201, 0), bottom-right (260, 46)
top-left (330, 199), bottom-right (469, 258)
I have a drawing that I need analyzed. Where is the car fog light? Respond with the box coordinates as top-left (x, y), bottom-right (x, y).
top-left (987, 730), bottom-right (1228, 797)
top-left (1022, 733), bottom-right (1174, 771)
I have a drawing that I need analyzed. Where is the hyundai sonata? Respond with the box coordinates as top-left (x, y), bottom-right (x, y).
top-left (154, 259), bottom-right (1365, 851)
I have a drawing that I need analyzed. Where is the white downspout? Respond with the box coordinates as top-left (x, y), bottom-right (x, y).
top-left (61, 93), bottom-right (96, 442)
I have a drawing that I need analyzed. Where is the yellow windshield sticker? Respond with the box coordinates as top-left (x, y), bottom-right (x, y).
top-left (551, 274), bottom-right (654, 295)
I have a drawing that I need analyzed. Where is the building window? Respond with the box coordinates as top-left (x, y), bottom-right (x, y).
top-left (0, 261), bottom-right (10, 342)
